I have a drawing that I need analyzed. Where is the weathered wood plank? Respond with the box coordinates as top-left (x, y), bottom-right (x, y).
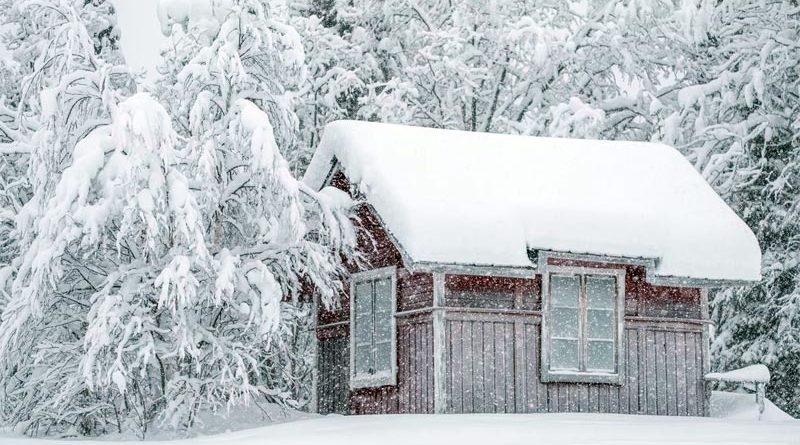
top-left (527, 323), bottom-right (545, 412)
top-left (491, 322), bottom-right (505, 412)
top-left (422, 322), bottom-right (430, 413)
top-left (623, 329), bottom-right (635, 413)
top-left (686, 331), bottom-right (698, 416)
top-left (397, 325), bottom-right (407, 412)
top-left (675, 331), bottom-right (687, 416)
top-left (443, 322), bottom-right (451, 413)
top-left (585, 384), bottom-right (595, 413)
top-left (645, 329), bottom-right (657, 414)
top-left (655, 331), bottom-right (667, 415)
top-left (597, 385), bottom-right (608, 413)
top-left (483, 322), bottom-right (495, 412)
top-left (609, 382), bottom-right (619, 414)
top-left (411, 322), bottom-right (419, 412)
top-left (424, 322), bottom-right (432, 413)
top-left (508, 322), bottom-right (518, 413)
top-left (450, 320), bottom-right (463, 413)
top-left (696, 332), bottom-right (707, 416)
top-left (474, 321), bottom-right (486, 411)
top-left (513, 320), bottom-right (525, 413)
top-left (665, 331), bottom-right (677, 416)
top-left (463, 320), bottom-right (474, 413)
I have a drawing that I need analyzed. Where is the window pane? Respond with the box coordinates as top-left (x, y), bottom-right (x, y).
top-left (355, 282), bottom-right (373, 317)
top-left (587, 340), bottom-right (615, 371)
top-left (551, 275), bottom-right (579, 308)
top-left (551, 338), bottom-right (579, 370)
top-left (355, 344), bottom-right (373, 374)
top-left (551, 307), bottom-right (579, 338)
top-left (587, 309), bottom-right (614, 340)
top-left (586, 276), bottom-right (615, 310)
top-left (374, 316), bottom-right (392, 345)
top-left (354, 282), bottom-right (373, 346)
top-left (374, 277), bottom-right (392, 342)
top-left (374, 278), bottom-right (392, 316)
top-left (374, 341), bottom-right (392, 373)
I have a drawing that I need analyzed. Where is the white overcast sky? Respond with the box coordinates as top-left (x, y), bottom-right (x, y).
top-left (111, 0), bottom-right (166, 82)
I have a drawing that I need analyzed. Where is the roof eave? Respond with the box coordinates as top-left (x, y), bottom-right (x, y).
top-left (534, 249), bottom-right (756, 288)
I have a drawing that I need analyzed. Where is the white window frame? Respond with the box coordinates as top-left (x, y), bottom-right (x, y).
top-left (349, 266), bottom-right (397, 389)
top-left (541, 265), bottom-right (625, 384)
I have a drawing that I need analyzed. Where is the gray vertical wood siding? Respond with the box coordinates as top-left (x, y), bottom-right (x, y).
top-left (317, 335), bottom-right (349, 414)
top-left (397, 315), bottom-right (434, 413)
top-left (445, 312), bottom-right (706, 416)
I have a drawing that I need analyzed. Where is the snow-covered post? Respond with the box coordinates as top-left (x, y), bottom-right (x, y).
top-left (756, 381), bottom-right (766, 416)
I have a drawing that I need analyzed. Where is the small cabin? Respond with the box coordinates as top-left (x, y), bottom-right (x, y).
top-left (302, 121), bottom-right (761, 416)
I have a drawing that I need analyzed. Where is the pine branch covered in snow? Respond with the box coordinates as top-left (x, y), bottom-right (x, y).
top-left (0, 0), bottom-right (126, 320)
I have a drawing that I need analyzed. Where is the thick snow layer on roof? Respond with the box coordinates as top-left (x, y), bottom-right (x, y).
top-left (304, 121), bottom-right (761, 282)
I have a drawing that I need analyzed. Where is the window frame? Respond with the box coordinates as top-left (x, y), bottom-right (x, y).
top-left (541, 265), bottom-right (626, 384)
top-left (349, 266), bottom-right (398, 389)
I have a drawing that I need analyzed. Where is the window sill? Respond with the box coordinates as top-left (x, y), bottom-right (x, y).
top-left (541, 370), bottom-right (623, 385)
top-left (350, 372), bottom-right (396, 390)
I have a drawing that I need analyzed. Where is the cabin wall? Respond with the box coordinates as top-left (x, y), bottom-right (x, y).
top-left (444, 312), bottom-right (706, 415)
top-left (441, 265), bottom-right (707, 416)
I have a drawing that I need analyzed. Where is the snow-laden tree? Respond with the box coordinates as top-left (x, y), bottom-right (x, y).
top-left (663, 1), bottom-right (800, 417)
top-left (151, 0), bottom-right (355, 429)
top-left (0, 0), bottom-right (354, 437)
top-left (294, 0), bottom-right (692, 142)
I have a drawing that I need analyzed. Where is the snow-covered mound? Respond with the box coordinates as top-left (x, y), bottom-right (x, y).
top-left (1, 392), bottom-right (795, 445)
top-left (304, 121), bottom-right (761, 282)
top-left (711, 390), bottom-right (793, 422)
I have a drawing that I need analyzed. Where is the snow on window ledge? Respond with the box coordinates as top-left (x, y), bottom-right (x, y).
top-left (541, 370), bottom-right (624, 385)
top-left (350, 370), bottom-right (397, 390)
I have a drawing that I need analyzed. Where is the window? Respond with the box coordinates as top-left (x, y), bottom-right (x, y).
top-left (542, 266), bottom-right (625, 384)
top-left (350, 267), bottom-right (397, 388)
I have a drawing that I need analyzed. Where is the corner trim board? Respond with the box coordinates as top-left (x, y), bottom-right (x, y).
top-left (432, 272), bottom-right (447, 414)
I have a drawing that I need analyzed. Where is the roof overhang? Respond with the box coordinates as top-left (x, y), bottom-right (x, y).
top-left (531, 249), bottom-right (755, 288)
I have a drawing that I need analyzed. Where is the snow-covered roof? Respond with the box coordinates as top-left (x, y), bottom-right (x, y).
top-left (304, 121), bottom-right (761, 284)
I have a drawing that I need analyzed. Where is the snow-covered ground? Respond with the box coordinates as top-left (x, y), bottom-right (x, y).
top-left (0, 392), bottom-right (796, 445)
